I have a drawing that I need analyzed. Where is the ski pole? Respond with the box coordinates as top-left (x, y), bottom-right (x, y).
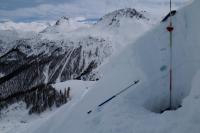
top-left (87, 80), bottom-right (139, 114)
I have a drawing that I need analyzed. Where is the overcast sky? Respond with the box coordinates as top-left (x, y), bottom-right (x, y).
top-left (0, 0), bottom-right (190, 22)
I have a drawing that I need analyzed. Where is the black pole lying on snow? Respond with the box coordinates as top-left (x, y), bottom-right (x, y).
top-left (87, 80), bottom-right (140, 114)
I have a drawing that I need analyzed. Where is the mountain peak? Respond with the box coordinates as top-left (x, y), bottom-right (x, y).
top-left (55, 16), bottom-right (70, 26)
top-left (96, 8), bottom-right (149, 27)
top-left (107, 8), bottom-right (145, 19)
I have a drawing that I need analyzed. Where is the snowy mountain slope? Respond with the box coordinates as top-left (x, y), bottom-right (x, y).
top-left (0, 35), bottom-right (111, 99)
top-left (0, 8), bottom-right (154, 100)
top-left (27, 0), bottom-right (200, 133)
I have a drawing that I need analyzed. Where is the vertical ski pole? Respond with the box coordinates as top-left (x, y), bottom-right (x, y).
top-left (166, 0), bottom-right (174, 109)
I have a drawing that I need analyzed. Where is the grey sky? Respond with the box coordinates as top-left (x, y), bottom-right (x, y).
top-left (0, 0), bottom-right (190, 22)
top-left (0, 0), bottom-right (74, 10)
